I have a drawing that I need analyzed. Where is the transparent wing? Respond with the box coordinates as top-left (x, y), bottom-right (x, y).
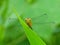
top-left (31, 13), bottom-right (55, 25)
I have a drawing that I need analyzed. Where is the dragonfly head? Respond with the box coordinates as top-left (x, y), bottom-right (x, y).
top-left (25, 18), bottom-right (31, 23)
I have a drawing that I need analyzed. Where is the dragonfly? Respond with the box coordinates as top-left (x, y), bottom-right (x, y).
top-left (24, 13), bottom-right (55, 29)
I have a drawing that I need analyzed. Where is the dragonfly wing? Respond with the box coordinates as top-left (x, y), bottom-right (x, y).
top-left (32, 14), bottom-right (47, 24)
top-left (32, 14), bottom-right (55, 25)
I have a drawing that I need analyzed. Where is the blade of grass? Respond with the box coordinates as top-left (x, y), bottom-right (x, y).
top-left (0, 25), bottom-right (5, 42)
top-left (13, 8), bottom-right (46, 45)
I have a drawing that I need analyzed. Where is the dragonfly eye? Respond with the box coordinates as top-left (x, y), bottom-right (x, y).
top-left (25, 18), bottom-right (31, 21)
top-left (25, 18), bottom-right (31, 24)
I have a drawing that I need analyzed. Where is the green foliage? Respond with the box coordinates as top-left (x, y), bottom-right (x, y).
top-left (0, 0), bottom-right (29, 45)
top-left (0, 0), bottom-right (60, 45)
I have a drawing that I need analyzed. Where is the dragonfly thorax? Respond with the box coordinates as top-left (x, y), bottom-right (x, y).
top-left (25, 18), bottom-right (32, 29)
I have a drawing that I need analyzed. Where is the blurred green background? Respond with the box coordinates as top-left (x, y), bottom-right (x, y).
top-left (0, 0), bottom-right (60, 45)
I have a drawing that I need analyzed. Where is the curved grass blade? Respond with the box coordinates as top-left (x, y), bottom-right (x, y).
top-left (13, 8), bottom-right (46, 45)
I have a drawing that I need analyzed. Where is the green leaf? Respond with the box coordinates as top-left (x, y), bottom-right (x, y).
top-left (13, 8), bottom-right (46, 45)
